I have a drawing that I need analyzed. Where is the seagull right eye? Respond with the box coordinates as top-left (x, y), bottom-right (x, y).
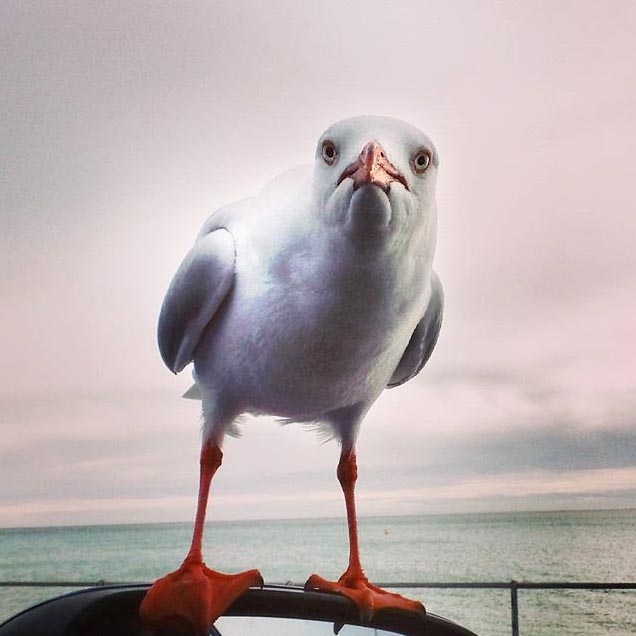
top-left (322, 140), bottom-right (338, 165)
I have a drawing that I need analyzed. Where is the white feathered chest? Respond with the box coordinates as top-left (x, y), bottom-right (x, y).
top-left (194, 217), bottom-right (429, 417)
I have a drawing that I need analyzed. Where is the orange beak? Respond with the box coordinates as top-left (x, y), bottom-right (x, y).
top-left (338, 141), bottom-right (408, 192)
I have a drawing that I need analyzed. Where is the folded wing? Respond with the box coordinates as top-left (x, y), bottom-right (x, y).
top-left (158, 228), bottom-right (236, 373)
top-left (388, 271), bottom-right (444, 388)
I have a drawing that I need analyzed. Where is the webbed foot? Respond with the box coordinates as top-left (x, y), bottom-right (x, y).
top-left (305, 569), bottom-right (424, 622)
top-left (140, 555), bottom-right (262, 635)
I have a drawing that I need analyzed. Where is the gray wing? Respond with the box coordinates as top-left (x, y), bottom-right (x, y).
top-left (388, 270), bottom-right (444, 388)
top-left (158, 228), bottom-right (235, 373)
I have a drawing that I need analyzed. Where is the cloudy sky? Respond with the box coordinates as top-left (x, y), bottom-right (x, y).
top-left (1, 1), bottom-right (635, 528)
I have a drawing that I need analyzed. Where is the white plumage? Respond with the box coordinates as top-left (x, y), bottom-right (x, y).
top-left (142, 115), bottom-right (443, 633)
top-left (158, 115), bottom-right (442, 447)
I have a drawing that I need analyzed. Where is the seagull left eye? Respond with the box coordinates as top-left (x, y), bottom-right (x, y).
top-left (322, 140), bottom-right (338, 165)
top-left (412, 150), bottom-right (431, 173)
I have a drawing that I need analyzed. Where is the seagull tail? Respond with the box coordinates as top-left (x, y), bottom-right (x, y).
top-left (182, 384), bottom-right (202, 400)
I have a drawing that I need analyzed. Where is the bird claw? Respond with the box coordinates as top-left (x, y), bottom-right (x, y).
top-left (140, 557), bottom-right (263, 635)
top-left (305, 571), bottom-right (425, 622)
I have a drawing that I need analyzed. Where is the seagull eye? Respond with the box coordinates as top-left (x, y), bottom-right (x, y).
top-left (322, 140), bottom-right (338, 165)
top-left (413, 150), bottom-right (431, 173)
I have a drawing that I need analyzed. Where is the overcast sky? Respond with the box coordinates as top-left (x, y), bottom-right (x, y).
top-left (1, 0), bottom-right (635, 528)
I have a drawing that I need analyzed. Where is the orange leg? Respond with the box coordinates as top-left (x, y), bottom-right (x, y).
top-left (140, 440), bottom-right (263, 635)
top-left (305, 449), bottom-right (425, 621)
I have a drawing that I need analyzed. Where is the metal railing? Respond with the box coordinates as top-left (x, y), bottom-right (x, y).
top-left (1, 579), bottom-right (635, 636)
top-left (377, 581), bottom-right (636, 636)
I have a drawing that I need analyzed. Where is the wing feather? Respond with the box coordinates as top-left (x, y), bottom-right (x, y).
top-left (388, 271), bottom-right (444, 388)
top-left (157, 228), bottom-right (235, 373)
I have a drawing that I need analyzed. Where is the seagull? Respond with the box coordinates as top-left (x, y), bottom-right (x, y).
top-left (140, 115), bottom-right (444, 635)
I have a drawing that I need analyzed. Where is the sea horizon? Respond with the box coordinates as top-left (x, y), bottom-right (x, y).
top-left (3, 504), bottom-right (636, 533)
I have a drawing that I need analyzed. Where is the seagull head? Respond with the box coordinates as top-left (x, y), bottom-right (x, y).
top-left (312, 115), bottom-right (439, 251)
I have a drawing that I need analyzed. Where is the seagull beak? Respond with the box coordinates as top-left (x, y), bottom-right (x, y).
top-left (338, 141), bottom-right (409, 192)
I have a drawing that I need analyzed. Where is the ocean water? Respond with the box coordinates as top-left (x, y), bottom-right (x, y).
top-left (0, 510), bottom-right (635, 635)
